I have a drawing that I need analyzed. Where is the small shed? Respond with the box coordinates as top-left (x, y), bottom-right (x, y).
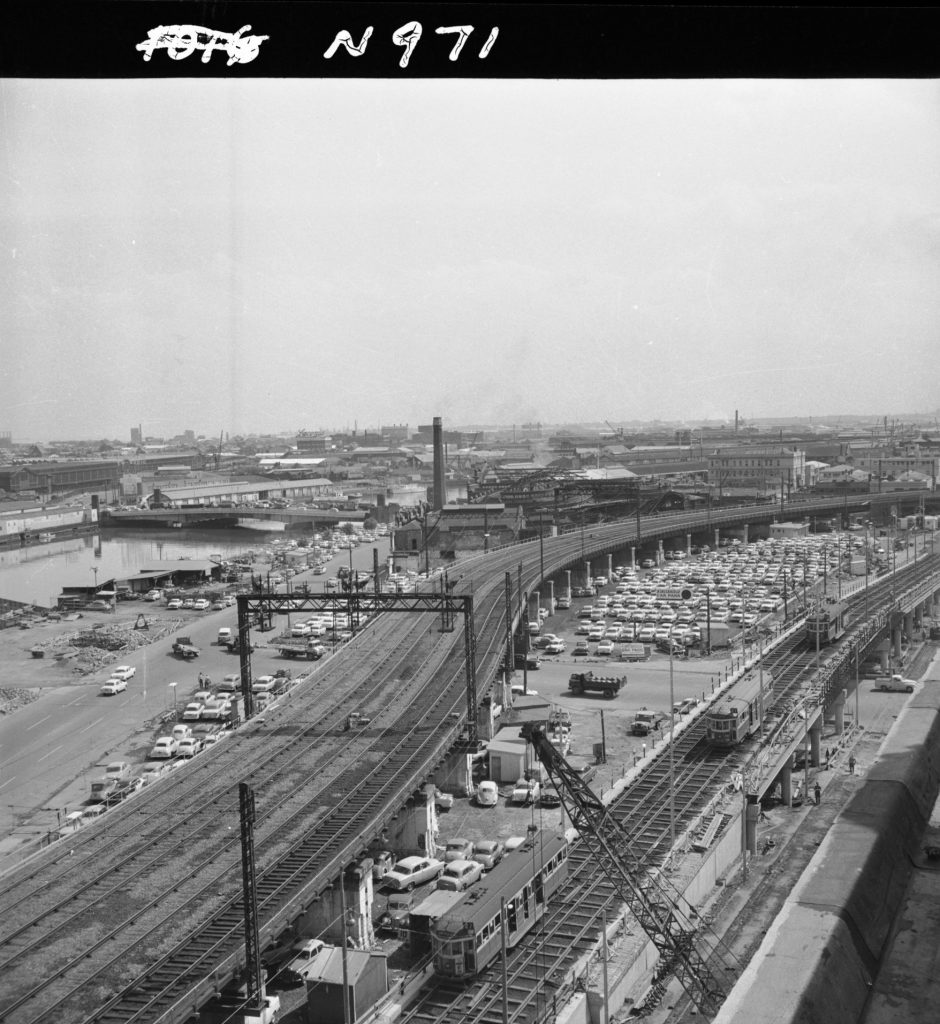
top-left (769, 521), bottom-right (810, 539)
top-left (305, 948), bottom-right (388, 1024)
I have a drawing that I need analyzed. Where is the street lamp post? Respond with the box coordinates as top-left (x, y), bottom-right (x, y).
top-left (91, 567), bottom-right (99, 593)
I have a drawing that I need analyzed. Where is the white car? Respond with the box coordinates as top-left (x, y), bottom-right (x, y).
top-left (181, 702), bottom-right (204, 721)
top-left (110, 665), bottom-right (136, 682)
top-left (100, 678), bottom-right (127, 695)
top-left (150, 736), bottom-right (179, 759)
top-left (437, 859), bottom-right (484, 892)
top-left (284, 939), bottom-right (328, 983)
top-left (192, 599), bottom-right (211, 611)
top-left (511, 778), bottom-right (540, 805)
top-left (384, 856), bottom-right (445, 891)
top-left (177, 736), bottom-right (202, 758)
top-left (476, 780), bottom-right (498, 806)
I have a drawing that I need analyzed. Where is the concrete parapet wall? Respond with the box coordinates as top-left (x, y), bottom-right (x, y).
top-left (715, 678), bottom-right (940, 1024)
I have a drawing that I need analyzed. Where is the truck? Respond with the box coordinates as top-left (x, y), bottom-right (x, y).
top-left (875, 673), bottom-right (916, 693)
top-left (631, 709), bottom-right (666, 735)
top-left (225, 634), bottom-right (255, 654)
top-left (619, 642), bottom-right (652, 662)
top-left (276, 636), bottom-right (326, 660)
top-left (172, 636), bottom-right (200, 659)
top-left (568, 671), bottom-right (626, 699)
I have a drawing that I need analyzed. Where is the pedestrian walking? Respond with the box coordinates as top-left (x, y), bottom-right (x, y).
top-left (824, 747), bottom-right (830, 770)
top-left (848, 754), bottom-right (856, 775)
top-left (814, 782), bottom-right (822, 805)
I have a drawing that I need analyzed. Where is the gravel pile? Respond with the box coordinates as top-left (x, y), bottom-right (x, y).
top-left (26, 617), bottom-right (182, 675)
top-left (0, 687), bottom-right (40, 716)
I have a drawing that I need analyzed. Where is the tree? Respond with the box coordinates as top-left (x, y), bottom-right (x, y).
top-left (341, 522), bottom-right (355, 535)
top-left (363, 516), bottom-right (378, 531)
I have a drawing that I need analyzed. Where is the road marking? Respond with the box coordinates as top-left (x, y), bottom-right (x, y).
top-left (78, 717), bottom-right (104, 734)
top-left (38, 745), bottom-right (63, 762)
top-left (26, 715), bottom-right (51, 731)
top-left (0, 775), bottom-right (17, 791)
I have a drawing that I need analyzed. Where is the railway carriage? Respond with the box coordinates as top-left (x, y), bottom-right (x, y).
top-left (431, 830), bottom-right (568, 978)
top-left (705, 670), bottom-right (774, 746)
top-left (805, 600), bottom-right (850, 647)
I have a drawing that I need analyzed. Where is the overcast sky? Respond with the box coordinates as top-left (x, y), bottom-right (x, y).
top-left (2, 77), bottom-right (938, 442)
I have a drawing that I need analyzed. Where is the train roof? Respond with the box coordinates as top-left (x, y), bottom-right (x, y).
top-left (434, 830), bottom-right (567, 935)
top-left (709, 670), bottom-right (772, 714)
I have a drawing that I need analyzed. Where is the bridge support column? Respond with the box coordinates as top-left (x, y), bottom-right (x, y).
top-left (657, 539), bottom-right (664, 565)
top-left (780, 763), bottom-right (793, 806)
top-left (893, 623), bottom-right (903, 662)
top-left (547, 580), bottom-right (555, 614)
top-left (743, 523), bottom-right (749, 545)
top-left (904, 611), bottom-right (914, 639)
top-left (831, 688), bottom-right (846, 736)
top-left (565, 570), bottom-right (571, 599)
top-left (607, 552), bottom-right (614, 581)
top-left (745, 797), bottom-right (759, 854)
top-left (810, 721), bottom-right (822, 766)
top-left (630, 546), bottom-right (636, 569)
top-left (714, 528), bottom-right (720, 551)
top-left (584, 560), bottom-right (592, 589)
top-left (686, 532), bottom-right (692, 556)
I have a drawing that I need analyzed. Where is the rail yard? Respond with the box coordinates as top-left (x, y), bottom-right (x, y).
top-left (0, 501), bottom-right (939, 1024)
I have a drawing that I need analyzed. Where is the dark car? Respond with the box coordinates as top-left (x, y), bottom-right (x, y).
top-left (539, 786), bottom-right (562, 809)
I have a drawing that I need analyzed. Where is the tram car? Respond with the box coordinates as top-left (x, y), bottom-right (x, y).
top-left (431, 830), bottom-right (568, 978)
top-left (806, 600), bottom-right (850, 647)
top-left (705, 670), bottom-right (774, 747)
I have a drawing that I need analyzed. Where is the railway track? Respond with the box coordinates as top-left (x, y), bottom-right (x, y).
top-left (0, 509), bottom-right (935, 1024)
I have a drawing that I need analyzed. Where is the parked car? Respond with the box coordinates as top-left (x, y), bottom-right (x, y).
top-left (443, 837), bottom-right (474, 862)
top-left (511, 778), bottom-right (540, 805)
top-left (437, 859), bottom-right (484, 892)
top-left (539, 784), bottom-right (562, 809)
top-left (434, 789), bottom-right (454, 811)
top-left (475, 780), bottom-right (499, 807)
top-left (384, 856), bottom-right (445, 891)
top-left (181, 702), bottom-right (204, 721)
top-left (166, 598), bottom-right (183, 610)
top-left (218, 673), bottom-right (240, 693)
top-left (673, 697), bottom-right (700, 715)
top-left (110, 665), bottom-right (136, 682)
top-left (378, 893), bottom-right (413, 933)
top-left (104, 761), bottom-right (132, 782)
top-left (283, 938), bottom-right (328, 985)
top-left (471, 839), bottom-right (505, 870)
top-left (544, 640), bottom-right (566, 654)
top-left (181, 598), bottom-right (195, 609)
top-left (177, 736), bottom-right (202, 758)
top-left (371, 850), bottom-right (395, 881)
top-left (572, 640), bottom-right (590, 656)
top-left (100, 678), bottom-right (127, 695)
top-left (596, 639), bottom-right (614, 656)
top-left (149, 736), bottom-right (179, 759)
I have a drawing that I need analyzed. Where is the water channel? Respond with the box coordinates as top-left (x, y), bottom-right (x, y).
top-left (0, 529), bottom-right (296, 607)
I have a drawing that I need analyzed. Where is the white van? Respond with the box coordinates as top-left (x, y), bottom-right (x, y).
top-left (217, 627), bottom-right (233, 645)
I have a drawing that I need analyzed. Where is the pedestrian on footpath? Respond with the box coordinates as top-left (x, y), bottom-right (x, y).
top-left (814, 781), bottom-right (822, 805)
top-left (849, 754), bottom-right (856, 775)
top-left (824, 747), bottom-right (830, 770)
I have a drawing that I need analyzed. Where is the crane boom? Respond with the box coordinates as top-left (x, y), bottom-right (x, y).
top-left (521, 723), bottom-right (732, 1017)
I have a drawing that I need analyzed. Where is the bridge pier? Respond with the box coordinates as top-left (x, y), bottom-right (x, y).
top-left (630, 546), bottom-right (636, 569)
top-left (547, 579), bottom-right (555, 614)
top-left (686, 532), bottom-right (692, 557)
top-left (893, 622), bottom-right (903, 662)
top-left (657, 539), bottom-right (664, 565)
top-left (810, 720), bottom-right (822, 764)
top-left (779, 763), bottom-right (793, 806)
top-left (714, 528), bottom-right (720, 551)
top-left (607, 552), bottom-right (614, 582)
top-left (904, 611), bottom-right (915, 640)
top-left (565, 570), bottom-right (572, 600)
top-left (745, 797), bottom-right (759, 854)
top-left (585, 559), bottom-right (592, 588)
top-left (298, 857), bottom-right (377, 949)
top-left (831, 688), bottom-right (847, 736)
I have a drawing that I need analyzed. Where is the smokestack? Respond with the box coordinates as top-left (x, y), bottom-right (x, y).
top-left (432, 416), bottom-right (445, 510)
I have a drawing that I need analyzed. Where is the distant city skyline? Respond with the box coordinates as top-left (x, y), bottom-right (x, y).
top-left (3, 78), bottom-right (938, 440)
